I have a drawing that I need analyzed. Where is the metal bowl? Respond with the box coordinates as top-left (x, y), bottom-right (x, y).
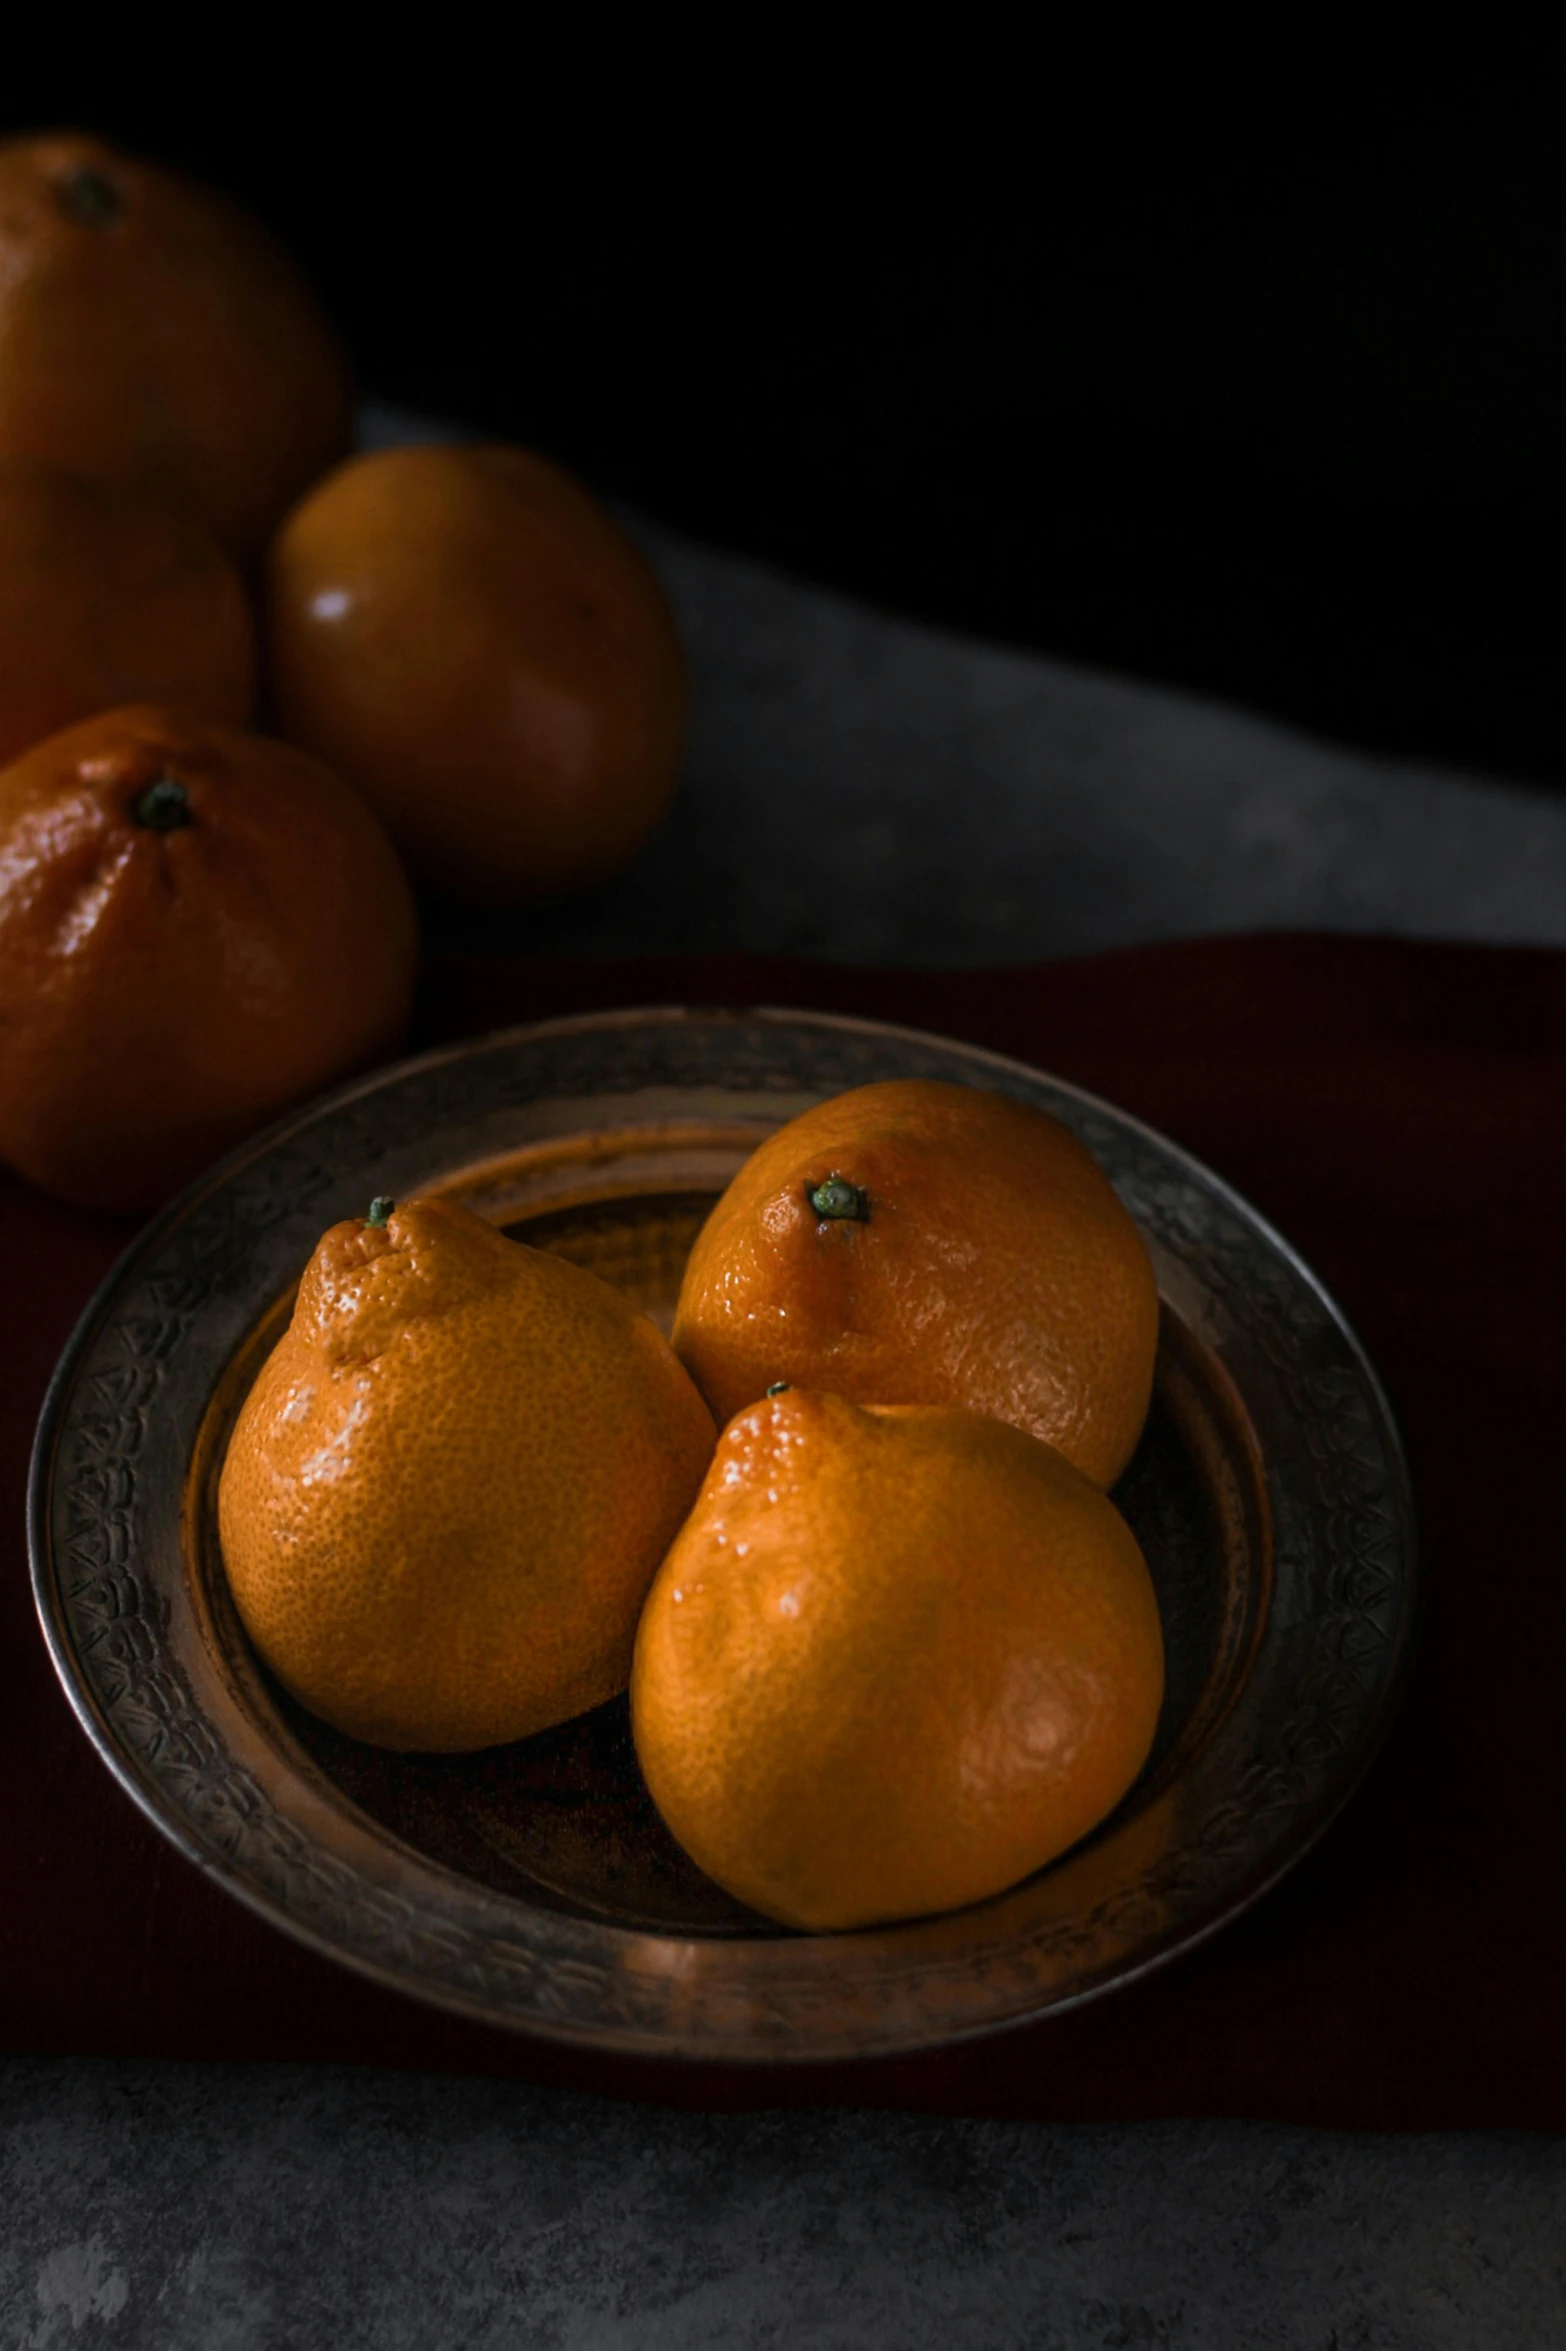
top-left (29, 1007), bottom-right (1416, 2060)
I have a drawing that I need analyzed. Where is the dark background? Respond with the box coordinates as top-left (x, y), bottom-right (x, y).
top-left (4, 71), bottom-right (1563, 789)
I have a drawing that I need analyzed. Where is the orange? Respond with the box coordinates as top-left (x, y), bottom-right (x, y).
top-left (219, 1194), bottom-right (716, 1751)
top-left (0, 133), bottom-right (353, 558)
top-left (0, 459), bottom-right (255, 768)
top-left (631, 1387), bottom-right (1165, 1930)
top-left (0, 704), bottom-right (417, 1213)
top-left (672, 1077), bottom-right (1160, 1488)
top-left (263, 442), bottom-right (688, 901)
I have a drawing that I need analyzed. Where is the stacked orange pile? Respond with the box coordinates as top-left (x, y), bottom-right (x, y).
top-left (0, 133), bottom-right (685, 1214)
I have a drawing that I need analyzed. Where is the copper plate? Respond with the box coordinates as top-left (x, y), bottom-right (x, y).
top-left (29, 1008), bottom-right (1416, 2060)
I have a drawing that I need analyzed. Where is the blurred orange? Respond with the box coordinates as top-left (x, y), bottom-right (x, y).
top-left (0, 133), bottom-right (353, 559)
top-left (0, 705), bottom-right (418, 1212)
top-left (264, 443), bottom-right (688, 901)
top-left (0, 459), bottom-right (255, 767)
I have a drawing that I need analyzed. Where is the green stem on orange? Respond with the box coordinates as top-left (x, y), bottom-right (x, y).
top-left (365, 1196), bottom-right (395, 1228)
top-left (58, 168), bottom-right (124, 227)
top-left (766, 1381), bottom-right (791, 1397)
top-left (131, 777), bottom-right (192, 832)
top-left (808, 1175), bottom-right (869, 1223)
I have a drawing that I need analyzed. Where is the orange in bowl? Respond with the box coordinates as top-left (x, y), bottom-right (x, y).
top-left (220, 1194), bottom-right (716, 1751)
top-left (673, 1077), bottom-right (1160, 1488)
top-left (633, 1386), bottom-right (1165, 1929)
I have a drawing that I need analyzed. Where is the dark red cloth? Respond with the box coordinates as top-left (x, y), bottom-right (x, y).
top-left (4, 935), bottom-right (1564, 2125)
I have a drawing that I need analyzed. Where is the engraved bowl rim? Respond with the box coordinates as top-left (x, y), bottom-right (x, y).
top-left (27, 1002), bottom-right (1420, 2060)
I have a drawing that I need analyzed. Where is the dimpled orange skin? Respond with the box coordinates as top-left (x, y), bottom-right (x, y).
top-left (263, 443), bottom-right (689, 902)
top-left (0, 133), bottom-right (353, 558)
top-left (219, 1197), bottom-right (717, 1752)
top-left (672, 1078), bottom-right (1161, 1489)
top-left (0, 705), bottom-right (418, 1213)
top-left (0, 460), bottom-right (255, 767)
top-left (631, 1389), bottom-right (1166, 1931)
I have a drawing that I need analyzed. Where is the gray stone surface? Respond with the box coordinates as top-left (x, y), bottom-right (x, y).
top-left (359, 405), bottom-right (1566, 967)
top-left (2, 2056), bottom-right (1563, 2349)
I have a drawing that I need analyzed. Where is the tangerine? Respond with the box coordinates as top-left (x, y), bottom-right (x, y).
top-left (0, 704), bottom-right (417, 1212)
top-left (263, 442), bottom-right (687, 901)
top-left (673, 1077), bottom-right (1160, 1487)
top-left (632, 1387), bottom-right (1165, 1930)
top-left (0, 133), bottom-right (353, 557)
top-left (219, 1194), bottom-right (716, 1751)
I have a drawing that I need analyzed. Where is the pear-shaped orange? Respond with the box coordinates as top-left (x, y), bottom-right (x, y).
top-left (632, 1387), bottom-right (1165, 1930)
top-left (220, 1195), bottom-right (717, 1751)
